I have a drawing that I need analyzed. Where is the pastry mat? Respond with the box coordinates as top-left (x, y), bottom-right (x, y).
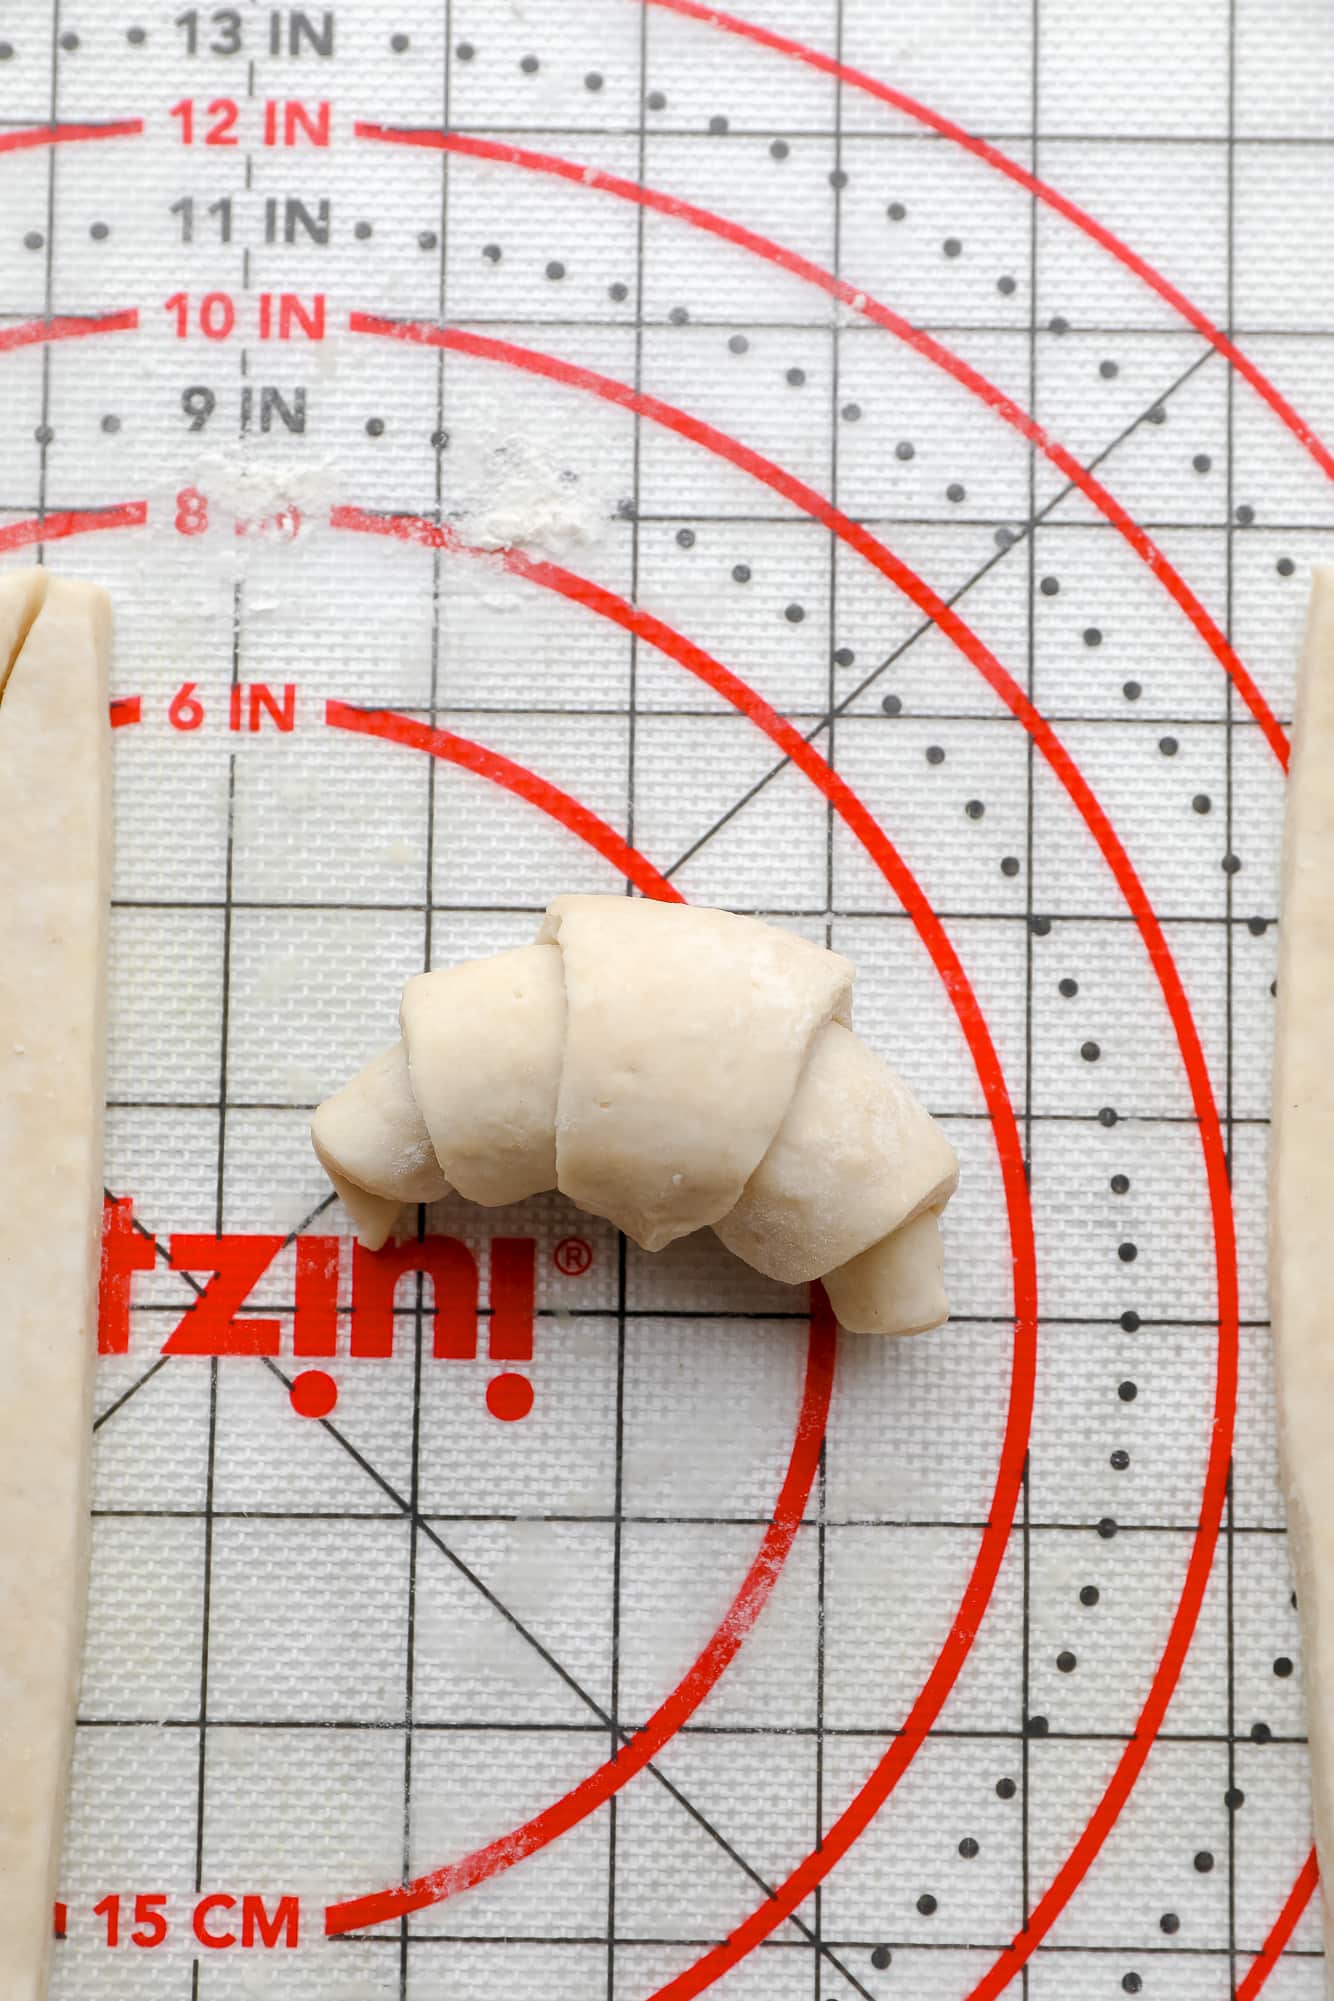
top-left (2, 0), bottom-right (1331, 1994)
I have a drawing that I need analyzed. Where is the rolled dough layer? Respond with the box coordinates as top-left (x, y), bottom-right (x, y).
top-left (822, 1208), bottom-right (947, 1338)
top-left (0, 569), bottom-right (112, 2001)
top-left (1273, 563), bottom-right (1334, 1996)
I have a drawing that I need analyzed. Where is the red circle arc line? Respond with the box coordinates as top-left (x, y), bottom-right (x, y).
top-left (0, 310), bottom-right (138, 355)
top-left (329, 498), bottom-right (1228, 2001)
top-left (0, 117), bottom-right (143, 156)
top-left (1236, 1847), bottom-right (1322, 2000)
top-left (323, 591), bottom-right (1039, 1940)
top-left (328, 699), bottom-right (680, 906)
top-left (0, 502), bottom-right (146, 554)
top-left (354, 119), bottom-right (1288, 772)
top-left (646, 0), bottom-right (1334, 493)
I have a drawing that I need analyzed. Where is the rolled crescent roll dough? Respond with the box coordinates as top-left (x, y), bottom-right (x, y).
top-left (0, 569), bottom-right (113, 2001)
top-left (314, 896), bottom-right (958, 1336)
top-left (1273, 563), bottom-right (1334, 1988)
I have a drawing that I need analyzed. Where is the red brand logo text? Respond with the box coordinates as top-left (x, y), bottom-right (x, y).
top-left (97, 1199), bottom-right (580, 1422)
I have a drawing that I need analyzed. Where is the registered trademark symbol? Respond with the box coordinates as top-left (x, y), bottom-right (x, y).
top-left (553, 1237), bottom-right (593, 1277)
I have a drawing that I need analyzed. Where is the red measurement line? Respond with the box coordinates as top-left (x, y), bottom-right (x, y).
top-left (646, 0), bottom-right (1334, 491)
top-left (326, 690), bottom-right (677, 906)
top-left (0, 502), bottom-right (147, 553)
top-left (0, 309), bottom-right (138, 354)
top-left (109, 696), bottom-right (141, 728)
top-left (329, 504), bottom-right (1039, 1956)
top-left (355, 122), bottom-right (1288, 772)
top-left (1236, 1847), bottom-right (1320, 2001)
top-left (0, 117), bottom-right (143, 156)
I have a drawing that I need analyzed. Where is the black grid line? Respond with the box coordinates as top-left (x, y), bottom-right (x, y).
top-left (323, 1933), bottom-right (1325, 1960)
top-left (9, 503), bottom-right (1334, 535)
top-left (812, 10), bottom-right (846, 1990)
top-left (74, 1713), bottom-right (1308, 1744)
top-left (313, 1932), bottom-right (1334, 1961)
top-left (104, 898), bottom-right (1280, 923)
top-left (399, 1225), bottom-right (425, 2001)
top-left (297, 1930), bottom-right (1332, 1954)
top-left (404, 214), bottom-right (434, 2001)
top-left (1223, 9), bottom-right (1241, 1995)
top-left (104, 1098), bottom-right (1277, 1128)
top-left (85, 1509), bottom-right (1294, 1534)
top-left (97, 1308), bottom-right (1267, 1327)
top-left (604, 14), bottom-right (650, 1990)
top-left (4, 304), bottom-right (1334, 342)
top-left (185, 29), bottom-right (254, 1966)
top-left (1, 107), bottom-right (1333, 144)
top-left (607, 1232), bottom-right (629, 2001)
top-left (184, 587), bottom-right (237, 1994)
top-left (394, 22), bottom-right (453, 1992)
top-left (1020, 13), bottom-right (1040, 1989)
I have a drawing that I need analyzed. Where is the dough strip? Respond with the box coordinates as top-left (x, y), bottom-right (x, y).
top-left (0, 570), bottom-right (113, 2001)
top-left (1273, 563), bottom-right (1334, 1995)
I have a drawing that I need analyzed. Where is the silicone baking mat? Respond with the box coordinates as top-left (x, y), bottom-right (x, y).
top-left (3, 0), bottom-right (1332, 1994)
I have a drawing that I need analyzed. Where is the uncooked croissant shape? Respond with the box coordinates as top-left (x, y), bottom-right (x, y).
top-left (312, 896), bottom-right (959, 1335)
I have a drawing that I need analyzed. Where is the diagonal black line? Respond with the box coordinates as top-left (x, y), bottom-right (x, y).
top-left (663, 341), bottom-right (1219, 880)
top-left (91, 1190), bottom-right (337, 1431)
top-left (92, 1353), bottom-right (173, 1431)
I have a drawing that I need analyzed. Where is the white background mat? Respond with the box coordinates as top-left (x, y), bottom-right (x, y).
top-left (2, 0), bottom-right (1332, 1994)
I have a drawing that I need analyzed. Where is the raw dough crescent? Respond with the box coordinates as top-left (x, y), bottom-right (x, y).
top-left (1273, 562), bottom-right (1334, 1988)
top-left (0, 569), bottom-right (112, 2001)
top-left (314, 896), bottom-right (958, 1335)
